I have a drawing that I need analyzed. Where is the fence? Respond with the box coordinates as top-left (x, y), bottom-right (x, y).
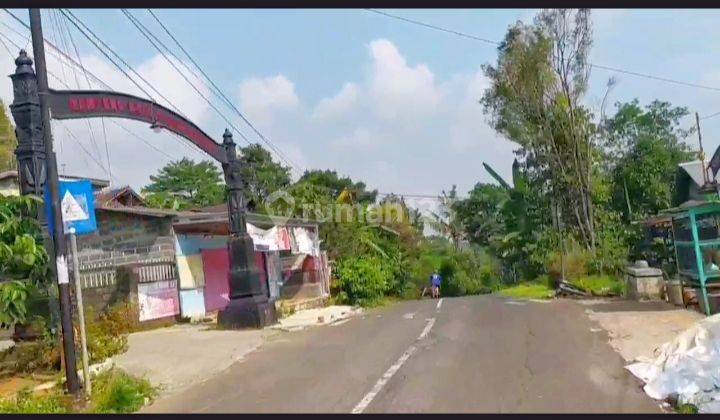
top-left (75, 256), bottom-right (180, 323)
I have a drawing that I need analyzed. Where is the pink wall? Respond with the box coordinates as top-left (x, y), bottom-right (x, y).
top-left (201, 249), bottom-right (268, 312)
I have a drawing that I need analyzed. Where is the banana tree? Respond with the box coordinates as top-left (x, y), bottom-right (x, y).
top-left (0, 194), bottom-right (49, 329)
top-left (483, 161), bottom-right (547, 280)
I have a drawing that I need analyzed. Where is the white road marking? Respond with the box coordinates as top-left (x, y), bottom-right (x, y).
top-left (331, 319), bottom-right (351, 326)
top-left (351, 316), bottom-right (437, 414)
top-left (436, 298), bottom-right (443, 311)
top-left (418, 318), bottom-right (436, 340)
top-left (403, 312), bottom-right (416, 319)
top-left (351, 345), bottom-right (418, 414)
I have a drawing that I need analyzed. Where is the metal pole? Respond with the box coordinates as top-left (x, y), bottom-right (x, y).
top-left (697, 112), bottom-right (709, 186)
top-left (69, 228), bottom-right (90, 396)
top-left (29, 8), bottom-right (80, 394)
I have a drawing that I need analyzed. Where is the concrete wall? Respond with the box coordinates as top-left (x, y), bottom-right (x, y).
top-left (175, 234), bottom-right (227, 318)
top-left (71, 211), bottom-right (177, 317)
top-left (0, 178), bottom-right (19, 196)
top-left (75, 211), bottom-right (176, 267)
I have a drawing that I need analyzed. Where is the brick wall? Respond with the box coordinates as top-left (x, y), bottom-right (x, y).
top-left (70, 210), bottom-right (177, 315)
top-left (75, 210), bottom-right (176, 267)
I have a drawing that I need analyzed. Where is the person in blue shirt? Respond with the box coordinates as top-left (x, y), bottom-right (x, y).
top-left (430, 271), bottom-right (442, 299)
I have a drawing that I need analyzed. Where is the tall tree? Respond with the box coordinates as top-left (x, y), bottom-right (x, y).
top-left (298, 169), bottom-right (378, 204)
top-left (428, 185), bottom-right (464, 249)
top-left (239, 143), bottom-right (291, 212)
top-left (454, 182), bottom-right (508, 247)
top-left (142, 158), bottom-right (225, 210)
top-left (0, 101), bottom-right (17, 172)
top-left (602, 100), bottom-right (694, 219)
top-left (482, 9), bottom-right (598, 250)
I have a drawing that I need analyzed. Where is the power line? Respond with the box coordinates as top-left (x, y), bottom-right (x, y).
top-left (365, 9), bottom-right (499, 46)
top-left (146, 9), bottom-right (302, 174)
top-left (56, 121), bottom-right (112, 178)
top-left (364, 8), bottom-right (720, 93)
top-left (60, 9), bottom-right (187, 117)
top-left (120, 9), bottom-right (253, 147)
top-left (107, 119), bottom-right (177, 161)
top-left (51, 9), bottom-right (107, 178)
top-left (0, 15), bottom-right (30, 49)
top-left (58, 10), bottom-right (114, 182)
top-left (3, 8), bottom-right (115, 91)
top-left (700, 111), bottom-right (720, 121)
top-left (58, 9), bottom-right (207, 158)
top-left (0, 33), bottom-right (185, 170)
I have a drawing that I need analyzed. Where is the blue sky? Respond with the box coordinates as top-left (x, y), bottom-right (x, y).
top-left (2, 9), bottom-right (720, 212)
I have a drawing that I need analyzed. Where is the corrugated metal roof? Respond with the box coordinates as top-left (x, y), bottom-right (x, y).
top-left (0, 170), bottom-right (110, 188)
top-left (95, 204), bottom-right (182, 218)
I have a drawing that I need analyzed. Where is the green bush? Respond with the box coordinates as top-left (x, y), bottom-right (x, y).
top-left (0, 317), bottom-right (59, 375)
top-left (498, 282), bottom-right (554, 300)
top-left (91, 369), bottom-right (156, 414)
top-left (676, 404), bottom-right (698, 414)
top-left (0, 369), bottom-right (156, 414)
top-left (537, 274), bottom-right (555, 290)
top-left (0, 387), bottom-right (70, 414)
top-left (547, 241), bottom-right (590, 282)
top-left (84, 301), bottom-right (140, 364)
top-left (571, 275), bottom-right (624, 296)
top-left (334, 256), bottom-right (392, 306)
top-left (439, 247), bottom-right (501, 297)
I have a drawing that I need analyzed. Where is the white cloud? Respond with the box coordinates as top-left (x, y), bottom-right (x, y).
top-left (1, 23), bottom-right (517, 198)
top-left (331, 127), bottom-right (379, 152)
top-left (448, 69), bottom-right (512, 157)
top-left (358, 160), bottom-right (402, 193)
top-left (0, 26), bottom-right (215, 190)
top-left (238, 74), bottom-right (299, 124)
top-left (312, 82), bottom-right (359, 120)
top-left (367, 39), bottom-right (442, 121)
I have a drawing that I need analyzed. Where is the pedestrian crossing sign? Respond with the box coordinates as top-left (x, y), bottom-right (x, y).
top-left (45, 179), bottom-right (97, 235)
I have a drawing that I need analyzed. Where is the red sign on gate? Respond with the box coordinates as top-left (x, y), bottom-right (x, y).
top-left (48, 89), bottom-right (226, 163)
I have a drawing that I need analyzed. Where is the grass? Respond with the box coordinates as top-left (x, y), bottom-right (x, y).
top-left (90, 369), bottom-right (156, 413)
top-left (0, 387), bottom-right (71, 413)
top-left (571, 275), bottom-right (624, 296)
top-left (497, 283), bottom-right (554, 300)
top-left (676, 403), bottom-right (698, 414)
top-left (0, 368), bottom-right (156, 414)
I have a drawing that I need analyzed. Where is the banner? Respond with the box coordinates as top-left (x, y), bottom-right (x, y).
top-left (138, 280), bottom-right (180, 322)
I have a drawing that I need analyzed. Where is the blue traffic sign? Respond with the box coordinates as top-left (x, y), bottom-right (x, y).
top-left (45, 179), bottom-right (98, 235)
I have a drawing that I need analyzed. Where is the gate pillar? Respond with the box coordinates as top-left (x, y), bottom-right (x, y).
top-left (218, 129), bottom-right (277, 328)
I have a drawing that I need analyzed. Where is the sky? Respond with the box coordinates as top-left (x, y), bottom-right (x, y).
top-left (2, 9), bottom-right (720, 214)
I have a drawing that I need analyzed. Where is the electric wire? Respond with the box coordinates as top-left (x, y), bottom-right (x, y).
top-left (146, 9), bottom-right (302, 174)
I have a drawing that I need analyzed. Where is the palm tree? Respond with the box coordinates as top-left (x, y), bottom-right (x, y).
top-left (428, 185), bottom-right (464, 249)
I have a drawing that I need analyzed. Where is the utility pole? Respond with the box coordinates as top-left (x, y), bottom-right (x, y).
top-left (696, 112), bottom-right (708, 186)
top-left (28, 8), bottom-right (80, 394)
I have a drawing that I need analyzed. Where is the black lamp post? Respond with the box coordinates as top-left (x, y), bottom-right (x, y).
top-left (9, 9), bottom-right (80, 395)
top-left (218, 129), bottom-right (276, 328)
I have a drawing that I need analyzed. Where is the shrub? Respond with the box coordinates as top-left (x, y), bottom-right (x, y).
top-left (0, 387), bottom-right (70, 414)
top-left (91, 369), bottom-right (156, 414)
top-left (0, 317), bottom-right (59, 375)
top-left (571, 275), bottom-right (624, 296)
top-left (0, 369), bottom-right (156, 414)
top-left (537, 274), bottom-right (555, 290)
top-left (0, 281), bottom-right (33, 329)
top-left (446, 247), bottom-right (501, 296)
top-left (84, 302), bottom-right (140, 364)
top-left (547, 241), bottom-right (590, 283)
top-left (498, 283), bottom-right (554, 300)
top-left (334, 256), bottom-right (391, 306)
top-left (676, 404), bottom-right (698, 414)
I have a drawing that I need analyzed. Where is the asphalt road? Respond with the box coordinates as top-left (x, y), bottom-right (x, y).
top-left (144, 295), bottom-right (661, 413)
